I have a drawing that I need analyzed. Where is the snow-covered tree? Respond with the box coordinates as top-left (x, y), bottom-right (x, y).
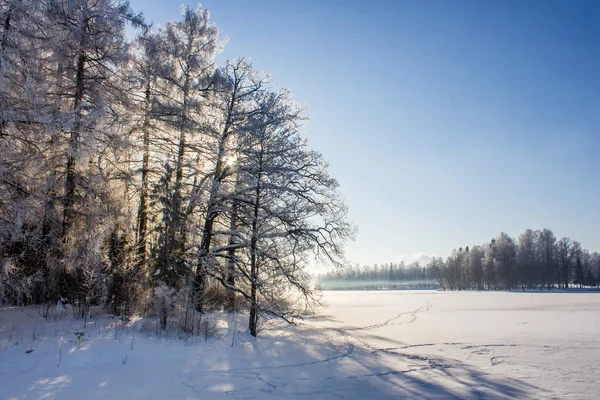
top-left (150, 4), bottom-right (219, 287)
top-left (537, 229), bottom-right (557, 289)
top-left (194, 59), bottom-right (268, 313)
top-left (517, 229), bottom-right (538, 288)
top-left (468, 245), bottom-right (485, 290)
top-left (555, 238), bottom-right (580, 289)
top-left (200, 88), bottom-right (353, 335)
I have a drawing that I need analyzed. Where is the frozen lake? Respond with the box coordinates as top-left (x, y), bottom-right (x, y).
top-left (311, 290), bottom-right (600, 399)
top-left (1, 290), bottom-right (599, 399)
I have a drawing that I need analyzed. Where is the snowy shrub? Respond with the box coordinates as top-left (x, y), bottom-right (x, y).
top-left (202, 283), bottom-right (232, 312)
top-left (50, 298), bottom-right (74, 321)
top-left (199, 317), bottom-right (221, 341)
top-left (138, 319), bottom-right (158, 335)
top-left (0, 257), bottom-right (41, 305)
top-left (149, 283), bottom-right (177, 330)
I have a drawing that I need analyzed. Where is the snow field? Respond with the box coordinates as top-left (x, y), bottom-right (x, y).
top-left (1, 291), bottom-right (599, 399)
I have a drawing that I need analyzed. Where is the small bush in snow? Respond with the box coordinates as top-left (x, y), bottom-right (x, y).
top-left (148, 283), bottom-right (176, 330)
top-left (199, 318), bottom-right (221, 341)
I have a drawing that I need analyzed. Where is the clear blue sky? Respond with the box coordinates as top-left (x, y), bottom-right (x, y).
top-left (129, 0), bottom-right (600, 266)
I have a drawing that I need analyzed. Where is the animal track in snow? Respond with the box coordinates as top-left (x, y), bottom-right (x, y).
top-left (346, 299), bottom-right (437, 332)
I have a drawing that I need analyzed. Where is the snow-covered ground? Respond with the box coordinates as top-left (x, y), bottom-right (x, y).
top-left (1, 291), bottom-right (599, 399)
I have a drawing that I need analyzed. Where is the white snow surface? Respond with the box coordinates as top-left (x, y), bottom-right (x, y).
top-left (1, 290), bottom-right (599, 399)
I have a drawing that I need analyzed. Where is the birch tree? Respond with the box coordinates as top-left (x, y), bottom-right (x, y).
top-left (555, 238), bottom-right (580, 289)
top-left (537, 228), bottom-right (557, 289)
top-left (517, 229), bottom-right (537, 288)
top-left (194, 59), bottom-right (267, 312)
top-left (223, 89), bottom-right (353, 336)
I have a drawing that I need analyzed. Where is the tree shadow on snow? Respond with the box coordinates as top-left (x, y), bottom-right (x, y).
top-left (3, 311), bottom-right (551, 400)
top-left (187, 322), bottom-right (550, 400)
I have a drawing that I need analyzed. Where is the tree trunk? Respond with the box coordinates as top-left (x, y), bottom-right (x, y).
top-left (0, 7), bottom-right (11, 137)
top-left (225, 195), bottom-right (238, 312)
top-left (248, 146), bottom-right (263, 337)
top-left (194, 168), bottom-right (221, 312)
top-left (62, 50), bottom-right (86, 242)
top-left (136, 81), bottom-right (152, 269)
top-left (194, 87), bottom-right (237, 312)
top-left (167, 77), bottom-right (189, 276)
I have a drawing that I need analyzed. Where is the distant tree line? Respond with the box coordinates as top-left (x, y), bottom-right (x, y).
top-left (0, 1), bottom-right (353, 336)
top-left (319, 228), bottom-right (599, 292)
top-left (430, 229), bottom-right (599, 291)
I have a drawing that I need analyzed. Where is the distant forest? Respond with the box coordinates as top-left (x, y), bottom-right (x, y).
top-left (320, 228), bottom-right (600, 291)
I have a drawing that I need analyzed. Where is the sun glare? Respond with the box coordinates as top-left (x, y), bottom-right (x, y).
top-left (226, 155), bottom-right (237, 167)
